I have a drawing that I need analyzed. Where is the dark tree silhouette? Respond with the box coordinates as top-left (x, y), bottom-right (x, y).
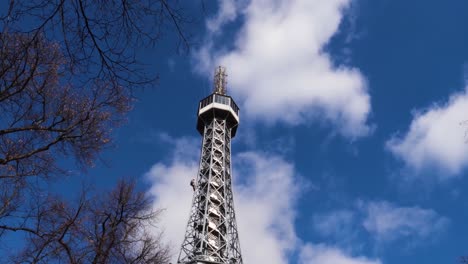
top-left (7, 180), bottom-right (170, 264)
top-left (1, 0), bottom-right (191, 89)
top-left (0, 0), bottom-right (196, 262)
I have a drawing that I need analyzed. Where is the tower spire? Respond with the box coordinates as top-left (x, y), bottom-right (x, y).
top-left (178, 66), bottom-right (242, 264)
top-left (213, 66), bottom-right (227, 95)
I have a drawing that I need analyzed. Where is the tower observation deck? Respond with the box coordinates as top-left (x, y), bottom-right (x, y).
top-left (177, 67), bottom-right (243, 264)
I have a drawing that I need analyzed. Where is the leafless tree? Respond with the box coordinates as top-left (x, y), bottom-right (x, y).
top-left (1, 0), bottom-right (191, 89)
top-left (5, 180), bottom-right (170, 264)
top-left (0, 0), bottom-right (196, 262)
top-left (0, 32), bottom-right (132, 227)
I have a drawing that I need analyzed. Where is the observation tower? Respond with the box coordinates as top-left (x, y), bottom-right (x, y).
top-left (177, 67), bottom-right (243, 264)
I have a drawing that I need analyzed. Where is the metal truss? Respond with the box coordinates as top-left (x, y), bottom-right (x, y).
top-left (178, 117), bottom-right (243, 264)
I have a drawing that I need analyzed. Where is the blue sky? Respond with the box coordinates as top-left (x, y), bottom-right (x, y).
top-left (65, 0), bottom-right (468, 263)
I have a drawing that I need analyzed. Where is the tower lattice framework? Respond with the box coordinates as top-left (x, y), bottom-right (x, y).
top-left (178, 67), bottom-right (243, 264)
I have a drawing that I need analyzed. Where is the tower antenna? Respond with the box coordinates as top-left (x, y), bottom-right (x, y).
top-left (213, 66), bottom-right (227, 95)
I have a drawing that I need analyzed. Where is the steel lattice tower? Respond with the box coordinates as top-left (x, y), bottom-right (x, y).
top-left (177, 66), bottom-right (243, 264)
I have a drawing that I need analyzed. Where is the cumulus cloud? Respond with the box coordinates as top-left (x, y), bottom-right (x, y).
top-left (195, 0), bottom-right (372, 139)
top-left (299, 244), bottom-right (381, 264)
top-left (234, 152), bottom-right (300, 263)
top-left (145, 135), bottom-right (382, 263)
top-left (206, 0), bottom-right (240, 33)
top-left (144, 133), bottom-right (448, 262)
top-left (146, 136), bottom-right (300, 263)
top-left (145, 137), bottom-right (199, 254)
top-left (361, 201), bottom-right (449, 243)
top-left (312, 201), bottom-right (448, 249)
top-left (386, 88), bottom-right (468, 178)
top-left (313, 209), bottom-right (356, 239)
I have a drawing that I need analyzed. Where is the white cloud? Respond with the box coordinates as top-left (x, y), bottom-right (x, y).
top-left (146, 137), bottom-right (300, 263)
top-left (146, 135), bottom-right (383, 263)
top-left (145, 137), bottom-right (448, 262)
top-left (206, 0), bottom-right (239, 33)
top-left (313, 209), bottom-right (356, 238)
top-left (386, 88), bottom-right (468, 178)
top-left (234, 152), bottom-right (299, 263)
top-left (311, 201), bottom-right (448, 250)
top-left (299, 244), bottom-right (381, 264)
top-left (195, 0), bottom-right (372, 139)
top-left (361, 201), bottom-right (449, 243)
top-left (145, 140), bottom-right (198, 253)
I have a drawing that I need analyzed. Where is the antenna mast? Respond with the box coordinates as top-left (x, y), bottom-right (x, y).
top-left (213, 66), bottom-right (227, 95)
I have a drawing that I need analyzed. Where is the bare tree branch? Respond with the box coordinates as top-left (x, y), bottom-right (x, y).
top-left (0, 1), bottom-right (198, 261)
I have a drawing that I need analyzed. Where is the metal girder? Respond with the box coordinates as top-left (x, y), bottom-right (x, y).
top-left (178, 118), bottom-right (242, 264)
